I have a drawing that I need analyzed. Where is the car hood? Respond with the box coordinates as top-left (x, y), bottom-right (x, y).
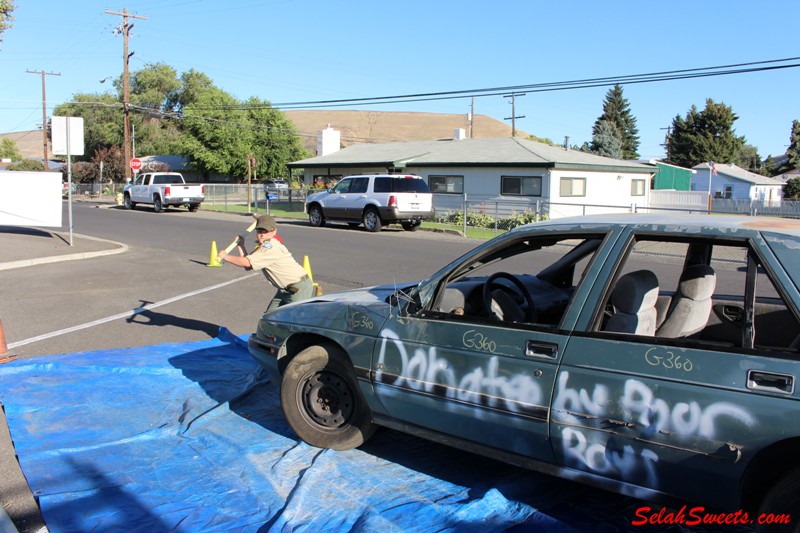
top-left (258, 282), bottom-right (420, 332)
top-left (306, 190), bottom-right (330, 202)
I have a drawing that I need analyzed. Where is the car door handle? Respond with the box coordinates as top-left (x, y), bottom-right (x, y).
top-left (526, 341), bottom-right (558, 359)
top-left (747, 370), bottom-right (794, 394)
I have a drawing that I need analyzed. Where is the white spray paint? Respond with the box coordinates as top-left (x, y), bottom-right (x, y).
top-left (376, 328), bottom-right (543, 413)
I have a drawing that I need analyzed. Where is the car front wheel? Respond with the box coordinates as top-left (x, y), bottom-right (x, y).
top-left (758, 467), bottom-right (800, 532)
top-left (363, 208), bottom-right (382, 232)
top-left (280, 345), bottom-right (375, 450)
top-left (123, 194), bottom-right (135, 210)
top-left (308, 205), bottom-right (325, 227)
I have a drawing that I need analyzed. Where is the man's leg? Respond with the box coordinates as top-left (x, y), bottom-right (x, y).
top-left (287, 278), bottom-right (313, 304)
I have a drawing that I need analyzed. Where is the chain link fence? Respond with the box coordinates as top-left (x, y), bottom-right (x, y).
top-left (72, 183), bottom-right (800, 237)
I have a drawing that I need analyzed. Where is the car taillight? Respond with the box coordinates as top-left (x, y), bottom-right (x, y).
top-left (388, 195), bottom-right (397, 207)
top-left (201, 185), bottom-right (205, 194)
top-left (165, 186), bottom-right (171, 196)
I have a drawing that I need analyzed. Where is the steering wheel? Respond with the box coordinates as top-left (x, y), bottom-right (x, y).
top-left (482, 272), bottom-right (537, 322)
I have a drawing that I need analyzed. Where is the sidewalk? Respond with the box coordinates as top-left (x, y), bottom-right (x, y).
top-left (0, 225), bottom-right (127, 272)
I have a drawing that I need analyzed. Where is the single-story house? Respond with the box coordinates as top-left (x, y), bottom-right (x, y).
top-left (691, 162), bottom-right (784, 205)
top-left (288, 135), bottom-right (655, 219)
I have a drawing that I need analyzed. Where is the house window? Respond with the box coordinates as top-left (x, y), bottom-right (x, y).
top-left (501, 176), bottom-right (542, 196)
top-left (429, 175), bottom-right (464, 194)
top-left (631, 179), bottom-right (646, 196)
top-left (560, 177), bottom-right (586, 197)
top-left (724, 185), bottom-right (733, 199)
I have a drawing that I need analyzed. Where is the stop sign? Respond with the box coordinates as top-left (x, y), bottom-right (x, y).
top-left (130, 158), bottom-right (142, 171)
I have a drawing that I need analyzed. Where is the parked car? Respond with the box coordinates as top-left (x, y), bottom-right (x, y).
top-left (263, 179), bottom-right (289, 191)
top-left (249, 213), bottom-right (800, 527)
top-left (305, 174), bottom-right (434, 232)
top-left (123, 172), bottom-right (204, 212)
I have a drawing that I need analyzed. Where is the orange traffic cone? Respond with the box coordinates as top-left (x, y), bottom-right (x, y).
top-left (207, 241), bottom-right (222, 267)
top-left (0, 319), bottom-right (15, 364)
top-left (303, 255), bottom-right (323, 296)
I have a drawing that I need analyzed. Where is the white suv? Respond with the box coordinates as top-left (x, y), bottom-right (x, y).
top-left (305, 174), bottom-right (434, 232)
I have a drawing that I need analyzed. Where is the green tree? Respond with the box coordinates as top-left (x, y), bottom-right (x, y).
top-left (0, 137), bottom-right (22, 160)
top-left (784, 177), bottom-right (800, 199)
top-left (168, 69), bottom-right (214, 114)
top-left (590, 120), bottom-right (623, 159)
top-left (592, 84), bottom-right (639, 159)
top-left (764, 155), bottom-right (777, 176)
top-left (666, 98), bottom-right (746, 169)
top-left (180, 90), bottom-right (309, 179)
top-left (53, 93), bottom-right (124, 160)
top-left (0, 0), bottom-right (14, 46)
top-left (6, 159), bottom-right (44, 171)
top-left (785, 119), bottom-right (800, 171)
top-left (735, 144), bottom-right (766, 175)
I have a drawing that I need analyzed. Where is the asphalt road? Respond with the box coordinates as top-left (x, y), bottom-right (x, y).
top-left (0, 202), bottom-right (478, 532)
top-left (1, 203), bottom-right (476, 358)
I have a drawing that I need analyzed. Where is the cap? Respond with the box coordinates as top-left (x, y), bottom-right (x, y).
top-left (255, 215), bottom-right (277, 231)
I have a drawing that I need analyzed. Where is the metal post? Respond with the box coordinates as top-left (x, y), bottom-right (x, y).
top-left (66, 120), bottom-right (74, 246)
top-left (463, 193), bottom-right (468, 235)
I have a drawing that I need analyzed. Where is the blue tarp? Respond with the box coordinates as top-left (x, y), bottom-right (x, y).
top-left (0, 329), bottom-right (724, 532)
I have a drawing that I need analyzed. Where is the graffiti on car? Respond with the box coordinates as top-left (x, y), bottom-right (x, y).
top-left (376, 328), bottom-right (544, 416)
top-left (553, 371), bottom-right (756, 486)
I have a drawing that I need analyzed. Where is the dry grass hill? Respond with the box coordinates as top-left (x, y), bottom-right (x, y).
top-left (2, 110), bottom-right (529, 160)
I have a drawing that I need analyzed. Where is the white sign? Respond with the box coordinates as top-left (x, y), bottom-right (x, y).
top-left (51, 116), bottom-right (85, 156)
top-left (0, 171), bottom-right (62, 226)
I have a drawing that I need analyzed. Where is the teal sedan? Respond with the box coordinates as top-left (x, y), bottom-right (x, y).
top-left (249, 214), bottom-right (800, 530)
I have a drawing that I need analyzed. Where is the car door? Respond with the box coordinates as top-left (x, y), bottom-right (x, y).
top-left (552, 228), bottom-right (800, 510)
top-left (371, 228), bottom-right (619, 463)
top-left (322, 177), bottom-right (353, 219)
top-left (342, 176), bottom-right (370, 219)
top-left (130, 174), bottom-right (148, 202)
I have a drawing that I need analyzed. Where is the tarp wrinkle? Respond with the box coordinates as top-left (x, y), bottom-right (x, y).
top-left (0, 327), bottom-right (696, 532)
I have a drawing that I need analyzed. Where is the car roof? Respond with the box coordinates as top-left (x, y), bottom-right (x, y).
top-left (520, 213), bottom-right (800, 239)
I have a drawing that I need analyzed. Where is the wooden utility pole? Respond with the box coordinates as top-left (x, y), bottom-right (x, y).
top-left (503, 92), bottom-right (526, 137)
top-left (26, 70), bottom-right (60, 168)
top-left (105, 8), bottom-right (147, 182)
top-left (467, 97), bottom-right (474, 138)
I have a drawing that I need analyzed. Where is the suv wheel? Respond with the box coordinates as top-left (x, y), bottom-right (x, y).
top-left (363, 208), bottom-right (382, 232)
top-left (308, 205), bottom-right (326, 227)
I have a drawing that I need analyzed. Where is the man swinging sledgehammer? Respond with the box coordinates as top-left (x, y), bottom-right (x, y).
top-left (218, 215), bottom-right (313, 311)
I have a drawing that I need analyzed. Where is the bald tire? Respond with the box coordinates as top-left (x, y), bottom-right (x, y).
top-left (280, 345), bottom-right (375, 450)
top-left (758, 467), bottom-right (800, 532)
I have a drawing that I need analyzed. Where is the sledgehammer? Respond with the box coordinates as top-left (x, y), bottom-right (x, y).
top-left (219, 213), bottom-right (260, 257)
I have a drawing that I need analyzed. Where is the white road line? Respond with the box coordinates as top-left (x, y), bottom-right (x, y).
top-left (8, 272), bottom-right (260, 349)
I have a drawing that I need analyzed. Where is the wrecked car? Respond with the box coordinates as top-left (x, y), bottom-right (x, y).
top-left (248, 213), bottom-right (800, 524)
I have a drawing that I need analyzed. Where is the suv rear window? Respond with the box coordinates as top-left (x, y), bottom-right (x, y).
top-left (374, 177), bottom-right (431, 193)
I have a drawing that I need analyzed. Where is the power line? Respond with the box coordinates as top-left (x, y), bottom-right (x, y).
top-left (177, 55), bottom-right (800, 111)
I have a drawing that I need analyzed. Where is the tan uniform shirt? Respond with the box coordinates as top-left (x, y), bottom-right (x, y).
top-left (247, 240), bottom-right (306, 289)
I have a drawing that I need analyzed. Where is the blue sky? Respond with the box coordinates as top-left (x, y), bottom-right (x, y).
top-left (1, 0), bottom-right (798, 160)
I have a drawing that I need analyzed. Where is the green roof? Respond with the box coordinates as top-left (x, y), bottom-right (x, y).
top-left (290, 137), bottom-right (654, 173)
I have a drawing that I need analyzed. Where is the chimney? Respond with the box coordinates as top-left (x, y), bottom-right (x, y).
top-left (453, 128), bottom-right (466, 141)
top-left (316, 125), bottom-right (341, 156)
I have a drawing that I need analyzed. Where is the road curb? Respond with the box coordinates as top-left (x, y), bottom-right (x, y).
top-left (0, 232), bottom-right (128, 272)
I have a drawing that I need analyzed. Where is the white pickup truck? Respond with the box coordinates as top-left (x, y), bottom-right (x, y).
top-left (123, 172), bottom-right (204, 212)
